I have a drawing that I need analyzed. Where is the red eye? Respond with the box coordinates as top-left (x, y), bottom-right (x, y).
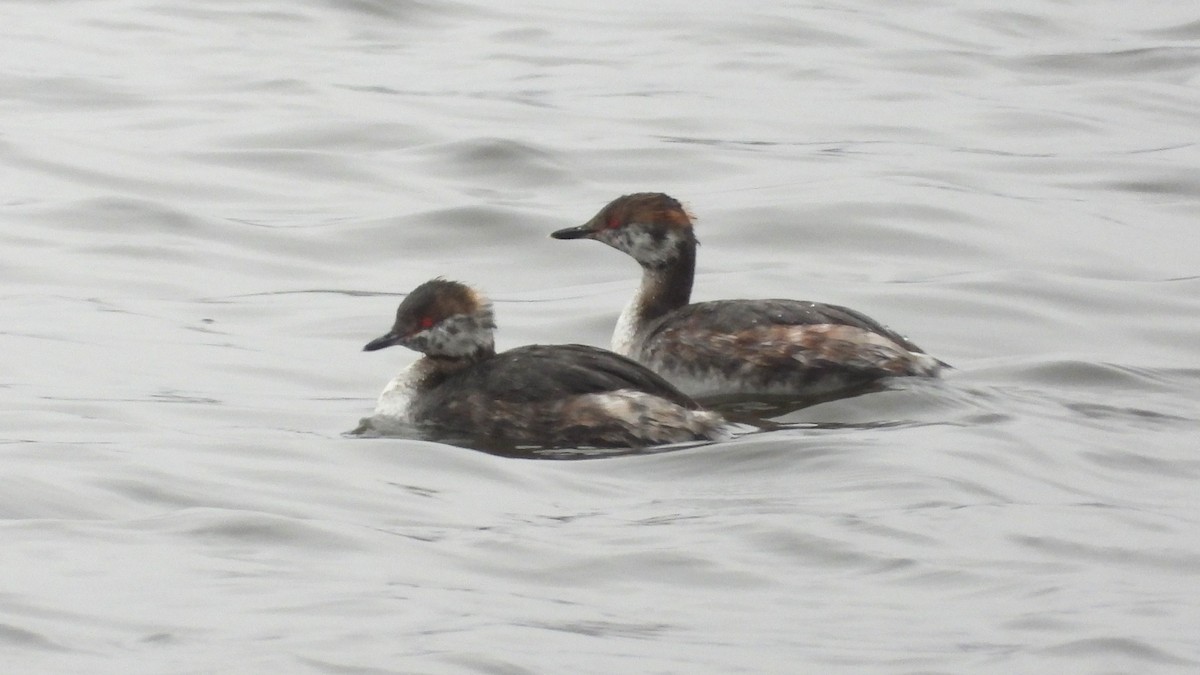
top-left (419, 316), bottom-right (435, 330)
top-left (606, 215), bottom-right (620, 229)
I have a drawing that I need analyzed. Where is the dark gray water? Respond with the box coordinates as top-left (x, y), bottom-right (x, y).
top-left (3, 1), bottom-right (1200, 673)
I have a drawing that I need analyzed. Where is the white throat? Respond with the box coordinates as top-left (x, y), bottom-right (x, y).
top-left (372, 359), bottom-right (437, 420)
top-left (611, 294), bottom-right (641, 356)
top-left (611, 277), bottom-right (658, 356)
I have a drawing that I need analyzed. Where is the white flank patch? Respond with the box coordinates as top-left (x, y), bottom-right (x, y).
top-left (576, 389), bottom-right (723, 440)
top-left (586, 391), bottom-right (641, 416)
top-left (909, 351), bottom-right (944, 376)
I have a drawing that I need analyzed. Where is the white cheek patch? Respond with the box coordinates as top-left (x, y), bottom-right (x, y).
top-left (420, 311), bottom-right (496, 357)
top-left (600, 226), bottom-right (685, 268)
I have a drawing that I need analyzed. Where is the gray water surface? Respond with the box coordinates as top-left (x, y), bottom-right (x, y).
top-left (3, 1), bottom-right (1200, 673)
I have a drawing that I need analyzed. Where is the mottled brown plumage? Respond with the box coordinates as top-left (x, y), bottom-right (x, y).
top-left (363, 278), bottom-right (725, 449)
top-left (552, 193), bottom-right (944, 399)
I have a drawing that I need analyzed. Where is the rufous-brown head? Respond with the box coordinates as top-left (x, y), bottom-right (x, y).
top-left (551, 193), bottom-right (697, 269)
top-left (363, 278), bottom-right (496, 359)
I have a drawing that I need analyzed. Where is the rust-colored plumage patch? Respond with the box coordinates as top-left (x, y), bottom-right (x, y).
top-left (738, 324), bottom-right (917, 373)
top-left (672, 323), bottom-right (918, 374)
top-left (394, 278), bottom-right (486, 336)
top-left (613, 192), bottom-right (695, 231)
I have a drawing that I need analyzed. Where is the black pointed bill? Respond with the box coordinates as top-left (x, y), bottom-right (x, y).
top-left (363, 331), bottom-right (402, 352)
top-left (550, 223), bottom-right (596, 240)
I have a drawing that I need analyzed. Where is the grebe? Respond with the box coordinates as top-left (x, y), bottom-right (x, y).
top-left (551, 193), bottom-right (943, 399)
top-left (362, 278), bottom-right (725, 448)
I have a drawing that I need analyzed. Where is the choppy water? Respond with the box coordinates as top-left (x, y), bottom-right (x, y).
top-left (4, 1), bottom-right (1200, 672)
